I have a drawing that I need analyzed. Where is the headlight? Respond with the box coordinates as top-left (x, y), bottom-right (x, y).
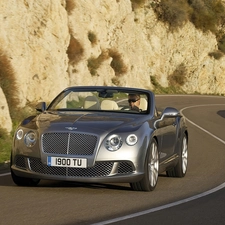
top-left (105, 134), bottom-right (123, 151)
top-left (16, 129), bottom-right (23, 140)
top-left (24, 131), bottom-right (37, 147)
top-left (126, 134), bottom-right (138, 146)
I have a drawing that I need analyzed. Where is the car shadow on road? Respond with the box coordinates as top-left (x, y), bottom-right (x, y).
top-left (0, 173), bottom-right (166, 191)
top-left (0, 174), bottom-right (132, 191)
top-left (217, 110), bottom-right (225, 118)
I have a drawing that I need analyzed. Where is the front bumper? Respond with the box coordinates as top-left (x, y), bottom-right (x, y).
top-left (11, 155), bottom-right (144, 183)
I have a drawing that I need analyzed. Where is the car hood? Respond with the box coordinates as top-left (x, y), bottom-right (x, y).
top-left (26, 111), bottom-right (141, 134)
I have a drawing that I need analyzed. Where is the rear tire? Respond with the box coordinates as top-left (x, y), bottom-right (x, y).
top-left (130, 139), bottom-right (159, 191)
top-left (167, 133), bottom-right (188, 177)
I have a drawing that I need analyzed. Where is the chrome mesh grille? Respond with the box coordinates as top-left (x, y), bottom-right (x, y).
top-left (118, 162), bottom-right (134, 174)
top-left (29, 158), bottom-right (67, 176)
top-left (67, 162), bottom-right (113, 177)
top-left (28, 158), bottom-right (134, 177)
top-left (15, 156), bottom-right (26, 169)
top-left (42, 133), bottom-right (97, 155)
top-left (29, 158), bottom-right (113, 177)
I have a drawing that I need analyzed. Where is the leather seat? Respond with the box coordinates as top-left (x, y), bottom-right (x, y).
top-left (101, 100), bottom-right (118, 110)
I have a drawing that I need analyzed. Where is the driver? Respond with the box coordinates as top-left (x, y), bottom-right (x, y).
top-left (128, 94), bottom-right (140, 112)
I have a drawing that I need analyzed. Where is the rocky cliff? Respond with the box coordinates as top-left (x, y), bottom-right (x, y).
top-left (1, 0), bottom-right (225, 132)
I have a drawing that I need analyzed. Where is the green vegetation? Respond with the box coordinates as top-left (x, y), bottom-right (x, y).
top-left (0, 128), bottom-right (11, 164)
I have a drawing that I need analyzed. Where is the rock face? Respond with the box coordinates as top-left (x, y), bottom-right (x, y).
top-left (0, 88), bottom-right (12, 133)
top-left (0, 0), bottom-right (225, 132)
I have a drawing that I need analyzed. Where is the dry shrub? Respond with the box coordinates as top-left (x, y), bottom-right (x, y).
top-left (67, 35), bottom-right (84, 65)
top-left (154, 0), bottom-right (191, 30)
top-left (150, 75), bottom-right (159, 87)
top-left (217, 34), bottom-right (225, 54)
top-left (87, 51), bottom-right (109, 76)
top-left (111, 77), bottom-right (120, 86)
top-left (65, 0), bottom-right (76, 15)
top-left (88, 31), bottom-right (97, 45)
top-left (208, 50), bottom-right (224, 60)
top-left (130, 0), bottom-right (146, 10)
top-left (87, 57), bottom-right (101, 76)
top-left (153, 0), bottom-right (225, 33)
top-left (0, 52), bottom-right (19, 119)
top-left (188, 0), bottom-right (225, 33)
top-left (108, 49), bottom-right (128, 76)
top-left (168, 63), bottom-right (187, 86)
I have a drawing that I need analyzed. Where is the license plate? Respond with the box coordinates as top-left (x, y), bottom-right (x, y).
top-left (47, 156), bottom-right (87, 168)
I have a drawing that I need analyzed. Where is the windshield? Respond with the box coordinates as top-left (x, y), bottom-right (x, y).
top-left (47, 89), bottom-right (149, 114)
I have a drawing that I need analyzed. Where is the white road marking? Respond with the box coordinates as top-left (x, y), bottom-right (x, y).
top-left (180, 104), bottom-right (225, 145)
top-left (0, 172), bottom-right (10, 177)
top-left (92, 183), bottom-right (225, 225)
top-left (92, 103), bottom-right (225, 225)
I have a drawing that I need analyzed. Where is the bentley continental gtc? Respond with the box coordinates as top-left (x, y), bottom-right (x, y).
top-left (11, 86), bottom-right (188, 191)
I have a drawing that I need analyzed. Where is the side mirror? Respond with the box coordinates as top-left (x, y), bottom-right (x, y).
top-left (161, 107), bottom-right (179, 117)
top-left (154, 107), bottom-right (180, 129)
top-left (36, 102), bottom-right (46, 112)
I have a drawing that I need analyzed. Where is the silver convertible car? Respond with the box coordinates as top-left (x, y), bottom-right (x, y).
top-left (11, 86), bottom-right (188, 191)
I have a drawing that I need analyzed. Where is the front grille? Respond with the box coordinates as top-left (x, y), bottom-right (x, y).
top-left (29, 158), bottom-right (113, 177)
top-left (118, 162), bottom-right (134, 174)
top-left (15, 156), bottom-right (26, 169)
top-left (28, 158), bottom-right (134, 177)
top-left (67, 162), bottom-right (113, 177)
top-left (42, 133), bottom-right (98, 155)
top-left (29, 158), bottom-right (67, 176)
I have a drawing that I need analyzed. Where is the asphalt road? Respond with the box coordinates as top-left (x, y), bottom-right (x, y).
top-left (0, 95), bottom-right (225, 225)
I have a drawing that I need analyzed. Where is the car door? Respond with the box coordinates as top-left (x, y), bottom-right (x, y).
top-left (157, 116), bottom-right (177, 161)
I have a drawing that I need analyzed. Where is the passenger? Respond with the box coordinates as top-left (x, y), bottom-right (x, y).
top-left (128, 93), bottom-right (140, 112)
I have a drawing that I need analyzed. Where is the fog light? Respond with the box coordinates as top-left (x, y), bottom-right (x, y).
top-left (126, 134), bottom-right (138, 146)
top-left (16, 129), bottom-right (23, 140)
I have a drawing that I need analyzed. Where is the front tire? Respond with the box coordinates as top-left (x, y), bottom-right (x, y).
top-left (167, 133), bottom-right (188, 177)
top-left (11, 169), bottom-right (40, 186)
top-left (130, 139), bottom-right (159, 191)
top-left (10, 155), bottom-right (40, 186)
